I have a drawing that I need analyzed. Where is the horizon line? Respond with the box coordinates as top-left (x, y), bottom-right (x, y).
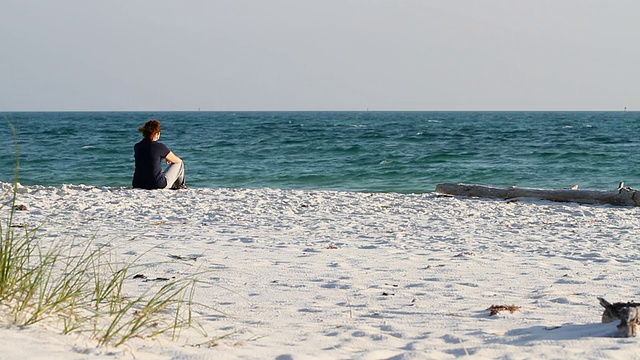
top-left (0, 108), bottom-right (635, 113)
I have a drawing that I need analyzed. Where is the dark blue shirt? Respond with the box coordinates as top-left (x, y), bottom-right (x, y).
top-left (132, 139), bottom-right (170, 189)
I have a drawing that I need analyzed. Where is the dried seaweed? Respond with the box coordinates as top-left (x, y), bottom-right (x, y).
top-left (488, 304), bottom-right (521, 316)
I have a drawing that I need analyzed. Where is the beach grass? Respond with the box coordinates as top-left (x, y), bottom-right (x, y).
top-left (0, 121), bottom-right (200, 346)
top-left (0, 184), bottom-right (200, 345)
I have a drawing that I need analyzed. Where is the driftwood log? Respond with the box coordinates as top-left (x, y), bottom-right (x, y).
top-left (435, 183), bottom-right (640, 207)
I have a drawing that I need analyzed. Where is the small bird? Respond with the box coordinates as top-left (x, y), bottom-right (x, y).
top-left (570, 184), bottom-right (579, 190)
top-left (618, 307), bottom-right (639, 338)
top-left (598, 297), bottom-right (640, 323)
top-left (618, 181), bottom-right (626, 194)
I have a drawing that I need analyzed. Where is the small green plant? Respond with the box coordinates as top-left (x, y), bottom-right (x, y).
top-left (0, 197), bottom-right (202, 346)
top-left (0, 185), bottom-right (201, 345)
top-left (98, 277), bottom-right (197, 346)
top-left (0, 120), bottom-right (202, 346)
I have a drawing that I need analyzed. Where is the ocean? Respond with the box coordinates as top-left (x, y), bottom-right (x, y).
top-left (1, 111), bottom-right (639, 193)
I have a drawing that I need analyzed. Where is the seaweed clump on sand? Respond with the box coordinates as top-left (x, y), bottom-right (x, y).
top-left (488, 304), bottom-right (521, 316)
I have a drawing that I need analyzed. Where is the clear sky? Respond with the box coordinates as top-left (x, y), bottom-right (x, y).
top-left (1, 1), bottom-right (638, 111)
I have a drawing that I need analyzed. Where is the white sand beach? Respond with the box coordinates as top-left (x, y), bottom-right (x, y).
top-left (1, 181), bottom-right (639, 359)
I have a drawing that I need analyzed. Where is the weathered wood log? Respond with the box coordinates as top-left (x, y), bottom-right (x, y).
top-left (435, 183), bottom-right (640, 207)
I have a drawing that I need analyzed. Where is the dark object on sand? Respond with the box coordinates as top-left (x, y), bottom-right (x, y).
top-left (598, 297), bottom-right (640, 337)
top-left (488, 304), bottom-right (521, 316)
top-left (435, 183), bottom-right (640, 207)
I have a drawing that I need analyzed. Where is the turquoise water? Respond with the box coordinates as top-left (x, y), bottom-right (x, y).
top-left (1, 111), bottom-right (640, 193)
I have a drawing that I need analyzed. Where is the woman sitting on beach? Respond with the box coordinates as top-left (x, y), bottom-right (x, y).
top-left (132, 120), bottom-right (186, 190)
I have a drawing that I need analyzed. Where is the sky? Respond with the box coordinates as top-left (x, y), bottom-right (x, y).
top-left (1, 0), bottom-right (639, 111)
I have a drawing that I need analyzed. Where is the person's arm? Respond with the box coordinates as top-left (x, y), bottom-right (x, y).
top-left (165, 151), bottom-right (182, 164)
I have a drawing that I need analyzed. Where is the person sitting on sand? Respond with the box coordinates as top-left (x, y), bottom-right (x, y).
top-left (132, 120), bottom-right (186, 190)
